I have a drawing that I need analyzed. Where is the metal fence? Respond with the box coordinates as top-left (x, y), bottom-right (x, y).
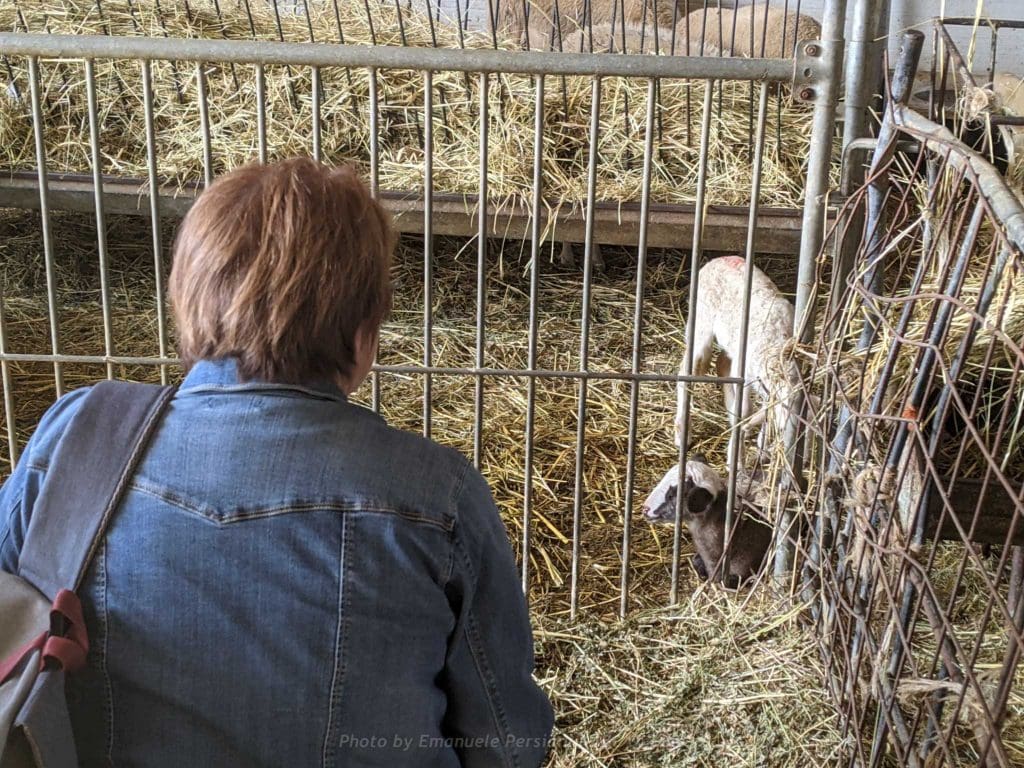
top-left (0, 0), bottom-right (833, 245)
top-left (922, 17), bottom-right (1024, 185)
top-left (0, 0), bottom-right (847, 619)
top-left (800, 32), bottom-right (1024, 767)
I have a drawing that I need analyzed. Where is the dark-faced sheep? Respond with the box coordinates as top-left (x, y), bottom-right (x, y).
top-left (642, 457), bottom-right (772, 587)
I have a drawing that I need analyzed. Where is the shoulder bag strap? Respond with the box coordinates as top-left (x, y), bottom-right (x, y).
top-left (17, 381), bottom-right (177, 601)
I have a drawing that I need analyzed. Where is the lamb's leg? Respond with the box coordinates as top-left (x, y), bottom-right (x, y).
top-left (558, 241), bottom-right (575, 268)
top-left (676, 331), bottom-right (713, 447)
top-left (691, 553), bottom-right (709, 581)
top-left (558, 242), bottom-right (605, 272)
top-left (725, 354), bottom-right (755, 470)
top-left (717, 353), bottom-right (735, 414)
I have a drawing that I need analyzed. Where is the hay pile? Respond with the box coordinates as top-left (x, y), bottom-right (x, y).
top-left (0, 205), bottom-right (849, 764)
top-left (0, 0), bottom-right (823, 210)
top-left (535, 595), bottom-right (845, 767)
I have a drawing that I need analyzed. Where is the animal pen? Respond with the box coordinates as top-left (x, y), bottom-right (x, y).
top-left (0, 1), bottom-right (1022, 766)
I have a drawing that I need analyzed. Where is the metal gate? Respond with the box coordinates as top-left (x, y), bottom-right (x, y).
top-left (799, 30), bottom-right (1024, 767)
top-left (0, 0), bottom-right (847, 618)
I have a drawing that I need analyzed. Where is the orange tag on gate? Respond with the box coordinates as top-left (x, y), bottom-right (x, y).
top-left (902, 404), bottom-right (919, 428)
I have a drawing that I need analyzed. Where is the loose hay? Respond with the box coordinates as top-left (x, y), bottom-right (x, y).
top-left (535, 594), bottom-right (845, 767)
top-left (0, 0), bottom-right (826, 211)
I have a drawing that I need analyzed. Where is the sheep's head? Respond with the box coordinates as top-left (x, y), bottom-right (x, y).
top-left (641, 455), bottom-right (724, 523)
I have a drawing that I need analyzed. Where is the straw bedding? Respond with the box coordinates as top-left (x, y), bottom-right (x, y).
top-left (0, 0), bottom-right (825, 211)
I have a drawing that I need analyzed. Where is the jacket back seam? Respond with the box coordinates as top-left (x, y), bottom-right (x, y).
top-left (127, 481), bottom-right (453, 531)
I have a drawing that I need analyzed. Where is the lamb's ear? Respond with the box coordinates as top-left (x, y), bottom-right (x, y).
top-left (685, 442), bottom-right (708, 465)
top-left (685, 486), bottom-right (715, 515)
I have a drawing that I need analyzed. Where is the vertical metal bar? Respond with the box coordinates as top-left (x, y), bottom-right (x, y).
top-left (369, 68), bottom-right (382, 415)
top-left (0, 285), bottom-right (17, 468)
top-left (1010, 547), bottom-right (1024, 617)
top-left (722, 82), bottom-right (769, 580)
top-left (570, 77), bottom-right (602, 619)
top-left (196, 62), bottom-right (213, 188)
top-left (620, 77), bottom-right (658, 619)
top-left (28, 56), bottom-right (63, 396)
top-left (682, 1), bottom-right (692, 144)
top-left (423, 70), bottom-right (434, 440)
top-left (141, 60), bottom-right (169, 386)
top-left (987, 27), bottom-right (998, 86)
top-left (522, 74), bottom-right (545, 594)
top-left (311, 66), bottom-right (322, 162)
top-left (362, 0), bottom-right (378, 45)
top-left (256, 63), bottom-right (267, 164)
top-left (327, 0), bottom-right (357, 113)
top-left (868, 201), bottom-right (986, 768)
top-left (552, 0), bottom-right (569, 115)
top-left (669, 79), bottom-right (715, 605)
top-left (240, 0), bottom-right (257, 38)
top-left (775, 0), bottom-right (793, 149)
top-left (84, 59), bottom-right (115, 381)
top-left (842, 0), bottom-right (889, 153)
top-left (299, 0), bottom-right (316, 43)
top-left (393, 0), bottom-right (410, 46)
top-left (473, 72), bottom-right (488, 469)
top-left (368, 71), bottom-right (381, 199)
top-left (779, 0), bottom-right (849, 578)
top-left (794, 0), bottom-right (849, 339)
top-left (420, 0), bottom-right (439, 47)
top-left (836, 0), bottom-right (891, 292)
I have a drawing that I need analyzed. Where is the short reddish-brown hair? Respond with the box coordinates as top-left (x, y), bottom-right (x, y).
top-left (169, 157), bottom-right (394, 383)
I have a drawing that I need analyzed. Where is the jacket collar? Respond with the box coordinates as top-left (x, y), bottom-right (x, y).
top-left (179, 358), bottom-right (348, 403)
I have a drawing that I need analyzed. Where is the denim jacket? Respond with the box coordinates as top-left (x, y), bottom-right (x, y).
top-left (0, 359), bottom-right (553, 767)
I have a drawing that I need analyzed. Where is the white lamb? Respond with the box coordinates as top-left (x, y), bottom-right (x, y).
top-left (678, 4), bottom-right (821, 58)
top-left (489, 0), bottom-right (680, 52)
top-left (675, 255), bottom-right (799, 468)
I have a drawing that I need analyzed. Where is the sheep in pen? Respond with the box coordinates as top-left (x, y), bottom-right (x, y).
top-left (0, 0), bottom-right (827, 588)
top-left (0, 1), bottom-right (914, 765)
